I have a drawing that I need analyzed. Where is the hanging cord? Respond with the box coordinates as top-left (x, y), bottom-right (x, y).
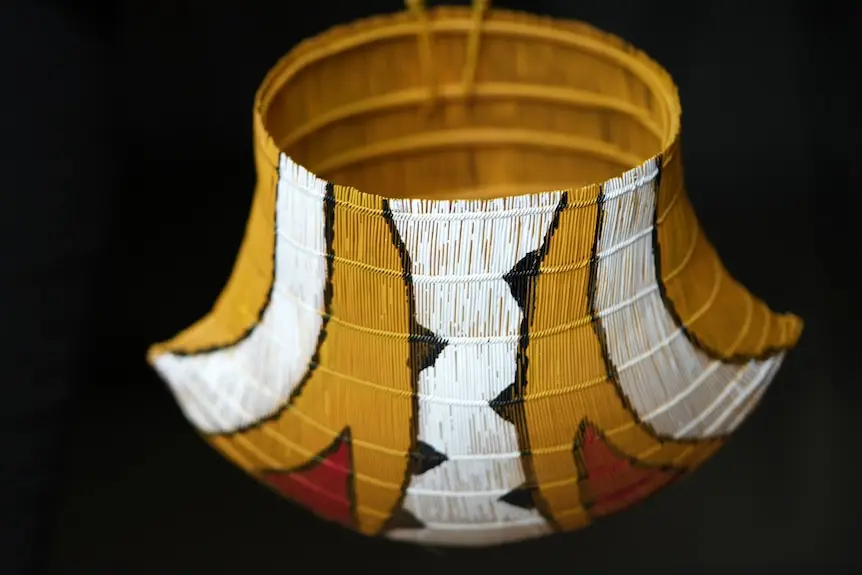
top-left (405, 0), bottom-right (490, 105)
top-left (405, 0), bottom-right (437, 105)
top-left (462, 0), bottom-right (489, 96)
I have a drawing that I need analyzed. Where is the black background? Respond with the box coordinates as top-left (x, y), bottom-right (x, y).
top-left (2, 1), bottom-right (859, 573)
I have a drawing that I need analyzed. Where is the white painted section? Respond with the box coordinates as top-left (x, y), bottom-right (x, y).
top-left (593, 158), bottom-right (783, 439)
top-left (152, 154), bottom-right (329, 433)
top-left (389, 516), bottom-right (552, 547)
top-left (386, 192), bottom-right (560, 544)
top-left (151, 149), bottom-right (786, 545)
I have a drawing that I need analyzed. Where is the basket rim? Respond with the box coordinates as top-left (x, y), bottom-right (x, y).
top-left (252, 5), bottom-right (682, 205)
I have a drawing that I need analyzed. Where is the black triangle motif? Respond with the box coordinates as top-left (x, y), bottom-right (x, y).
top-left (412, 323), bottom-right (447, 372)
top-left (499, 484), bottom-right (538, 510)
top-left (410, 441), bottom-right (448, 475)
top-left (384, 507), bottom-right (426, 531)
top-left (503, 250), bottom-right (541, 311)
top-left (489, 382), bottom-right (523, 424)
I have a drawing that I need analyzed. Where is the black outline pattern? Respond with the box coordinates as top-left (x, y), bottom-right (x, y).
top-left (493, 192), bottom-right (568, 526)
top-left (410, 441), bottom-right (449, 476)
top-left (498, 484), bottom-right (539, 511)
top-left (259, 426), bottom-right (358, 528)
top-left (591, 177), bottom-right (733, 444)
top-left (494, 184), bottom-right (716, 530)
top-left (380, 200), bottom-right (447, 533)
top-left (163, 151), bottom-right (791, 535)
top-left (213, 181), bottom-right (337, 435)
top-left (650, 156), bottom-right (796, 363)
top-left (170, 161), bottom-right (287, 357)
top-left (572, 419), bottom-right (682, 517)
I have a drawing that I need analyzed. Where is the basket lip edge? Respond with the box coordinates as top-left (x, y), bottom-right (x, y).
top-left (251, 5), bottom-right (682, 206)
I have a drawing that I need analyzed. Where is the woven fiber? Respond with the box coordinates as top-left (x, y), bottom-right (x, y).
top-left (148, 0), bottom-right (802, 547)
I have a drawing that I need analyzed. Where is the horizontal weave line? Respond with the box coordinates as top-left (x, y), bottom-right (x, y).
top-left (640, 293), bottom-right (765, 425)
top-left (227, 244), bottom-right (720, 416)
top-left (180, 364), bottom-right (690, 497)
top-left (213, 212), bottom-right (705, 422)
top-left (258, 358), bottom-right (704, 461)
top-left (259, 15), bottom-right (674, 116)
top-left (725, 379), bottom-right (770, 432)
top-left (306, 296), bottom-right (682, 399)
top-left (404, 485), bottom-right (517, 498)
top-left (202, 352), bottom-right (652, 462)
top-left (236, 283), bottom-right (699, 409)
top-left (180, 348), bottom-right (712, 464)
top-left (406, 486), bottom-right (508, 498)
top-left (175, 367), bottom-right (398, 493)
top-left (277, 220), bottom-right (654, 283)
top-left (184, 275), bottom-right (726, 434)
top-left (270, 189), bottom-right (691, 343)
top-left (283, 163), bottom-right (659, 221)
top-left (404, 440), bottom-right (679, 496)
top-left (693, 353), bottom-right (782, 438)
top-left (274, 281), bottom-right (659, 344)
top-left (703, 322), bottom-right (782, 439)
top-left (400, 516), bottom-right (555, 530)
top-left (640, 361), bottom-right (722, 422)
top-left (278, 83), bottom-right (665, 150)
top-left (675, 364), bottom-right (750, 437)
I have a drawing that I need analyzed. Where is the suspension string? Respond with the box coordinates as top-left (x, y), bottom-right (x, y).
top-left (405, 0), bottom-right (438, 105)
top-left (462, 0), bottom-right (489, 97)
top-left (406, 0), bottom-right (490, 104)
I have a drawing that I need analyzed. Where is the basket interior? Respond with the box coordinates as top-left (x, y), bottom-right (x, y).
top-left (263, 9), bottom-right (676, 200)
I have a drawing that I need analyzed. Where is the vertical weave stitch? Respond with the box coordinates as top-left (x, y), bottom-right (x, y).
top-left (148, 4), bottom-right (802, 547)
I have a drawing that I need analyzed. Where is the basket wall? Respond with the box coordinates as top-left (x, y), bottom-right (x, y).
top-left (148, 6), bottom-right (801, 547)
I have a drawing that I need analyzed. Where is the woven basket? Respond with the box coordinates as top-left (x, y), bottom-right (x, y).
top-left (149, 0), bottom-right (802, 547)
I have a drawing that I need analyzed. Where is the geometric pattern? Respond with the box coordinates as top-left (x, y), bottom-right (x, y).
top-left (147, 6), bottom-right (802, 547)
top-left (150, 149), bottom-right (800, 544)
top-left (261, 429), bottom-right (355, 528)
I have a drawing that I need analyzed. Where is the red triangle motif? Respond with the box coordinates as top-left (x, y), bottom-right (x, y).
top-left (261, 430), bottom-right (354, 528)
top-left (577, 424), bottom-right (680, 518)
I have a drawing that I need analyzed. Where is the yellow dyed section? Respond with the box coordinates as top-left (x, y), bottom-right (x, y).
top-left (213, 188), bottom-right (415, 536)
top-left (148, 115), bottom-right (280, 358)
top-left (520, 186), bottom-right (723, 531)
top-left (655, 140), bottom-right (803, 359)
